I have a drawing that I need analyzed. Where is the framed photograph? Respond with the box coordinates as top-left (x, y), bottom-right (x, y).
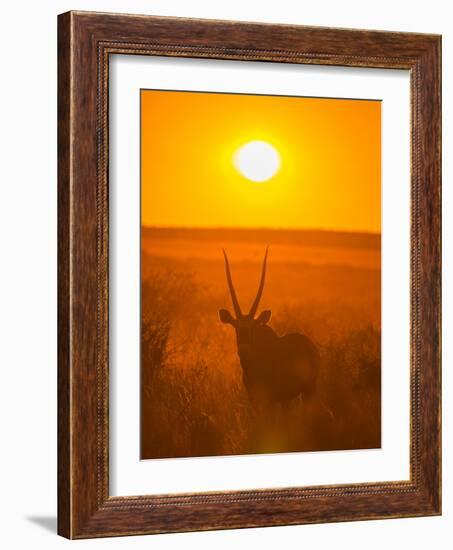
top-left (58, 11), bottom-right (441, 539)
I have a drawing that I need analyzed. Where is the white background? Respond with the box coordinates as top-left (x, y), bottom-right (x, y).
top-left (110, 57), bottom-right (410, 495)
top-left (0, 1), bottom-right (450, 548)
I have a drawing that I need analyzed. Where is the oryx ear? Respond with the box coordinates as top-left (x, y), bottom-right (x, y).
top-left (256, 310), bottom-right (271, 324)
top-left (218, 309), bottom-right (235, 325)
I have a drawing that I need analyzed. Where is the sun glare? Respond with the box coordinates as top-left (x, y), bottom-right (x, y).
top-left (233, 140), bottom-right (281, 182)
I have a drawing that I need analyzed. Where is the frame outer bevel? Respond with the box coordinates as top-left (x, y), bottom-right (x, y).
top-left (57, 10), bottom-right (441, 539)
top-left (57, 10), bottom-right (72, 539)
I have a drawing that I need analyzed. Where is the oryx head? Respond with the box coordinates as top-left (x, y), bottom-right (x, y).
top-left (219, 247), bottom-right (271, 355)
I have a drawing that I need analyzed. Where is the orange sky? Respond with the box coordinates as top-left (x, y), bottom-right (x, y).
top-left (141, 90), bottom-right (381, 233)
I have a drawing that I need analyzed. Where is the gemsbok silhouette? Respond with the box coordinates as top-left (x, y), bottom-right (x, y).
top-left (219, 247), bottom-right (320, 407)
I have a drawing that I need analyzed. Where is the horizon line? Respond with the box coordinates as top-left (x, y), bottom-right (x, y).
top-left (141, 225), bottom-right (381, 237)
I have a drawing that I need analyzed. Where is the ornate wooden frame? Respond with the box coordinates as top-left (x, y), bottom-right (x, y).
top-left (58, 11), bottom-right (441, 539)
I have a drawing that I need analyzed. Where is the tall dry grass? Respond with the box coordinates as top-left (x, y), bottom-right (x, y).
top-left (140, 232), bottom-right (381, 459)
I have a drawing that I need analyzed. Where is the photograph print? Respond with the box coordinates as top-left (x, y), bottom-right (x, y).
top-left (140, 89), bottom-right (381, 460)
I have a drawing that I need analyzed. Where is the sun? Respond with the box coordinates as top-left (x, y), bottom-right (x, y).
top-left (233, 140), bottom-right (281, 182)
